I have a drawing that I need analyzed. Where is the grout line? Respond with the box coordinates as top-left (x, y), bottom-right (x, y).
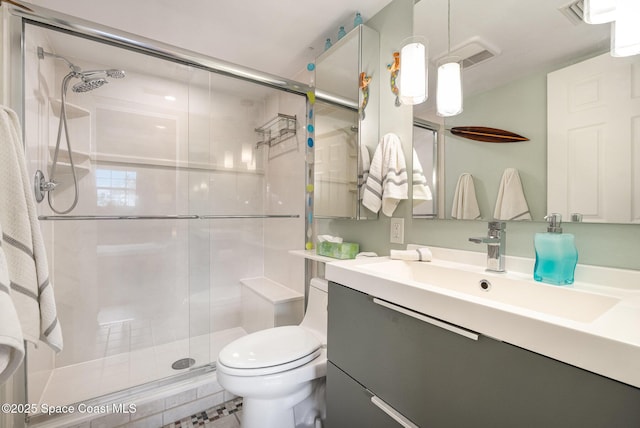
top-left (161, 397), bottom-right (243, 428)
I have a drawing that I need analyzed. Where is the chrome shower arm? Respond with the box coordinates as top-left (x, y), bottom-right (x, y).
top-left (37, 46), bottom-right (81, 73)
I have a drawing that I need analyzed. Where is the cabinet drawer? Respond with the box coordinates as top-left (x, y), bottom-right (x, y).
top-left (328, 281), bottom-right (640, 427)
top-left (327, 362), bottom-right (417, 428)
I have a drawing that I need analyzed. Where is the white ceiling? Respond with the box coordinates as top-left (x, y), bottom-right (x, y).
top-left (28, 0), bottom-right (611, 109)
top-left (414, 0), bottom-right (610, 115)
top-left (27, 0), bottom-right (392, 79)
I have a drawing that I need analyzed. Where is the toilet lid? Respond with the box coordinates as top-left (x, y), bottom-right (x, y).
top-left (218, 326), bottom-right (321, 370)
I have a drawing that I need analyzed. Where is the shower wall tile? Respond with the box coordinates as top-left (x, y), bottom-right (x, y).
top-left (26, 23), bottom-right (305, 412)
top-left (196, 379), bottom-right (224, 398)
top-left (263, 92), bottom-right (306, 294)
top-left (162, 392), bottom-right (225, 425)
top-left (124, 413), bottom-right (164, 428)
top-left (164, 389), bottom-right (197, 409)
top-left (90, 411), bottom-right (130, 428)
top-left (131, 397), bottom-right (165, 420)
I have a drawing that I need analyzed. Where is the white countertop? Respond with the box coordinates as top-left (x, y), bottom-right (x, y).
top-left (322, 247), bottom-right (640, 388)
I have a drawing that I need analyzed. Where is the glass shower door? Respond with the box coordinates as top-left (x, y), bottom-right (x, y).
top-left (23, 23), bottom-right (213, 409)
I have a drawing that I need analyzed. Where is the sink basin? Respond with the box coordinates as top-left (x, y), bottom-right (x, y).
top-left (359, 260), bottom-right (620, 323)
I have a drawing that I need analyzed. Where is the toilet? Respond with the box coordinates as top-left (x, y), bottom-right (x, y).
top-left (217, 277), bottom-right (328, 428)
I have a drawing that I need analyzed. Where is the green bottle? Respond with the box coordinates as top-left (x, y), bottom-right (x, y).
top-left (533, 213), bottom-right (578, 285)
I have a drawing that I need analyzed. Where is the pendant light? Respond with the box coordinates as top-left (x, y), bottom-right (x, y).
top-left (398, 36), bottom-right (428, 105)
top-left (437, 0), bottom-right (463, 117)
top-left (611, 0), bottom-right (640, 57)
top-left (583, 0), bottom-right (617, 24)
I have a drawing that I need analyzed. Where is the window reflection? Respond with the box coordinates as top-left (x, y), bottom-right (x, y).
top-left (96, 168), bottom-right (137, 207)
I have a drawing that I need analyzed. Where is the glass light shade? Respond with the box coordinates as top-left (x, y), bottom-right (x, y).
top-left (436, 59), bottom-right (463, 117)
top-left (584, 0), bottom-right (617, 24)
top-left (399, 37), bottom-right (428, 105)
top-left (611, 0), bottom-right (640, 57)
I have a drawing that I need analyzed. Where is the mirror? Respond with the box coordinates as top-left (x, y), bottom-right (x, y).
top-left (314, 23), bottom-right (379, 219)
top-left (412, 0), bottom-right (640, 224)
top-left (314, 100), bottom-right (359, 218)
top-left (412, 119), bottom-right (438, 218)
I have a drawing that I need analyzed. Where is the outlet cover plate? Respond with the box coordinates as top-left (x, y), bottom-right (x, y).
top-left (390, 218), bottom-right (404, 244)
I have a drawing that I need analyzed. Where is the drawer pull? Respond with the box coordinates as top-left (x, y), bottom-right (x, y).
top-left (373, 298), bottom-right (479, 341)
top-left (371, 395), bottom-right (419, 428)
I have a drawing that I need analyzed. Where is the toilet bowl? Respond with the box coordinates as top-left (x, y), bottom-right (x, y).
top-left (217, 277), bottom-right (328, 428)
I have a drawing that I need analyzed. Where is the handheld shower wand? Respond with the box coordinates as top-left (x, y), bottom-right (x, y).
top-left (34, 47), bottom-right (125, 214)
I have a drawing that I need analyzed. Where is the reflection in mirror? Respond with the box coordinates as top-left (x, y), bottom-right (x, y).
top-left (315, 24), bottom-right (360, 106)
top-left (314, 101), bottom-right (359, 218)
top-left (314, 23), bottom-right (379, 219)
top-left (442, 72), bottom-right (547, 222)
top-left (411, 1), bottom-right (640, 224)
top-left (412, 120), bottom-right (438, 218)
top-left (547, 53), bottom-right (640, 224)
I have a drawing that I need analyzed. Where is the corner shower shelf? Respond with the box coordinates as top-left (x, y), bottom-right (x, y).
top-left (46, 146), bottom-right (92, 187)
top-left (48, 146), bottom-right (91, 164)
top-left (255, 113), bottom-right (297, 148)
top-left (49, 99), bottom-right (90, 119)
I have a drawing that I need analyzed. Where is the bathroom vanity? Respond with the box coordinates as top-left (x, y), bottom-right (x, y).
top-left (324, 249), bottom-right (640, 427)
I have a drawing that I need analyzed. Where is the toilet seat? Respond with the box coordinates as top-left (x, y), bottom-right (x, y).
top-left (218, 326), bottom-right (322, 376)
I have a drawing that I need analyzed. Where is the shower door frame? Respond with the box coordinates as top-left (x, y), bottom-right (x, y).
top-left (1, 2), bottom-right (316, 426)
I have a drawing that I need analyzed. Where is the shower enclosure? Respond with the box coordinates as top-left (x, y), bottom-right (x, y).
top-left (3, 4), bottom-right (308, 424)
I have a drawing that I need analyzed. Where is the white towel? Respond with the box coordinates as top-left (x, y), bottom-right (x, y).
top-left (0, 223), bottom-right (25, 385)
top-left (358, 144), bottom-right (370, 201)
top-left (451, 173), bottom-right (481, 220)
top-left (493, 168), bottom-right (531, 221)
top-left (362, 133), bottom-right (408, 216)
top-left (0, 106), bottom-right (63, 353)
top-left (356, 252), bottom-right (379, 258)
top-left (390, 247), bottom-right (432, 262)
top-left (412, 148), bottom-right (433, 206)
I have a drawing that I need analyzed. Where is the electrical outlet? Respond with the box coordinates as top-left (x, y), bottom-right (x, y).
top-left (390, 218), bottom-right (404, 244)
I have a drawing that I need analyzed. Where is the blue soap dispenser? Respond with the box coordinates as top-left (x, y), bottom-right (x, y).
top-left (534, 213), bottom-right (578, 285)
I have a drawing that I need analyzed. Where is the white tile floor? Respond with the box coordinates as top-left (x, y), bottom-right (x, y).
top-left (35, 327), bottom-right (246, 410)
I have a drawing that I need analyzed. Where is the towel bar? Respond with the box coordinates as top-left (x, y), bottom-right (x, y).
top-left (38, 214), bottom-right (300, 221)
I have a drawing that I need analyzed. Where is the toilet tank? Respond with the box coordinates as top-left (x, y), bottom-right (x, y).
top-left (300, 278), bottom-right (328, 344)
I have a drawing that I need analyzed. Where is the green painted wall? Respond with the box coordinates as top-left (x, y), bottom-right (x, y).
top-left (317, 61), bottom-right (640, 272)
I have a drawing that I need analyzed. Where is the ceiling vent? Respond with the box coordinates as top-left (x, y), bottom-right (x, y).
top-left (437, 38), bottom-right (500, 71)
top-left (559, 0), bottom-right (585, 25)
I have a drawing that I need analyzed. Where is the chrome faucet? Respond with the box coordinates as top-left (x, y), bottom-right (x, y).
top-left (469, 221), bottom-right (506, 273)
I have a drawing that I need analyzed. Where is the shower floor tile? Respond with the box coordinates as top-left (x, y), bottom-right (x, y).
top-left (35, 327), bottom-right (247, 410)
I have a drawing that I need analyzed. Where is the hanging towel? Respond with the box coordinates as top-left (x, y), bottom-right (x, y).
top-left (494, 168), bottom-right (532, 221)
top-left (0, 105), bottom-right (63, 353)
top-left (357, 143), bottom-right (370, 201)
top-left (451, 173), bottom-right (481, 220)
top-left (0, 221), bottom-right (25, 385)
top-left (412, 148), bottom-right (433, 206)
top-left (362, 133), bottom-right (408, 216)
top-left (390, 247), bottom-right (432, 262)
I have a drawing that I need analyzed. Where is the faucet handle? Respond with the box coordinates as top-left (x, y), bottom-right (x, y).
top-left (488, 221), bottom-right (506, 230)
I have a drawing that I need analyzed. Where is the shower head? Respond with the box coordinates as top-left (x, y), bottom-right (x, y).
top-left (38, 46), bottom-right (126, 89)
top-left (72, 77), bottom-right (108, 93)
top-left (106, 69), bottom-right (126, 79)
top-left (82, 69), bottom-right (126, 79)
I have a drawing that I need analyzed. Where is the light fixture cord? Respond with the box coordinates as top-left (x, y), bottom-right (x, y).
top-left (447, 0), bottom-right (451, 54)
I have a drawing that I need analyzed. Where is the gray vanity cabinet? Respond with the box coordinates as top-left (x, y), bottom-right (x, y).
top-left (327, 281), bottom-right (640, 428)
